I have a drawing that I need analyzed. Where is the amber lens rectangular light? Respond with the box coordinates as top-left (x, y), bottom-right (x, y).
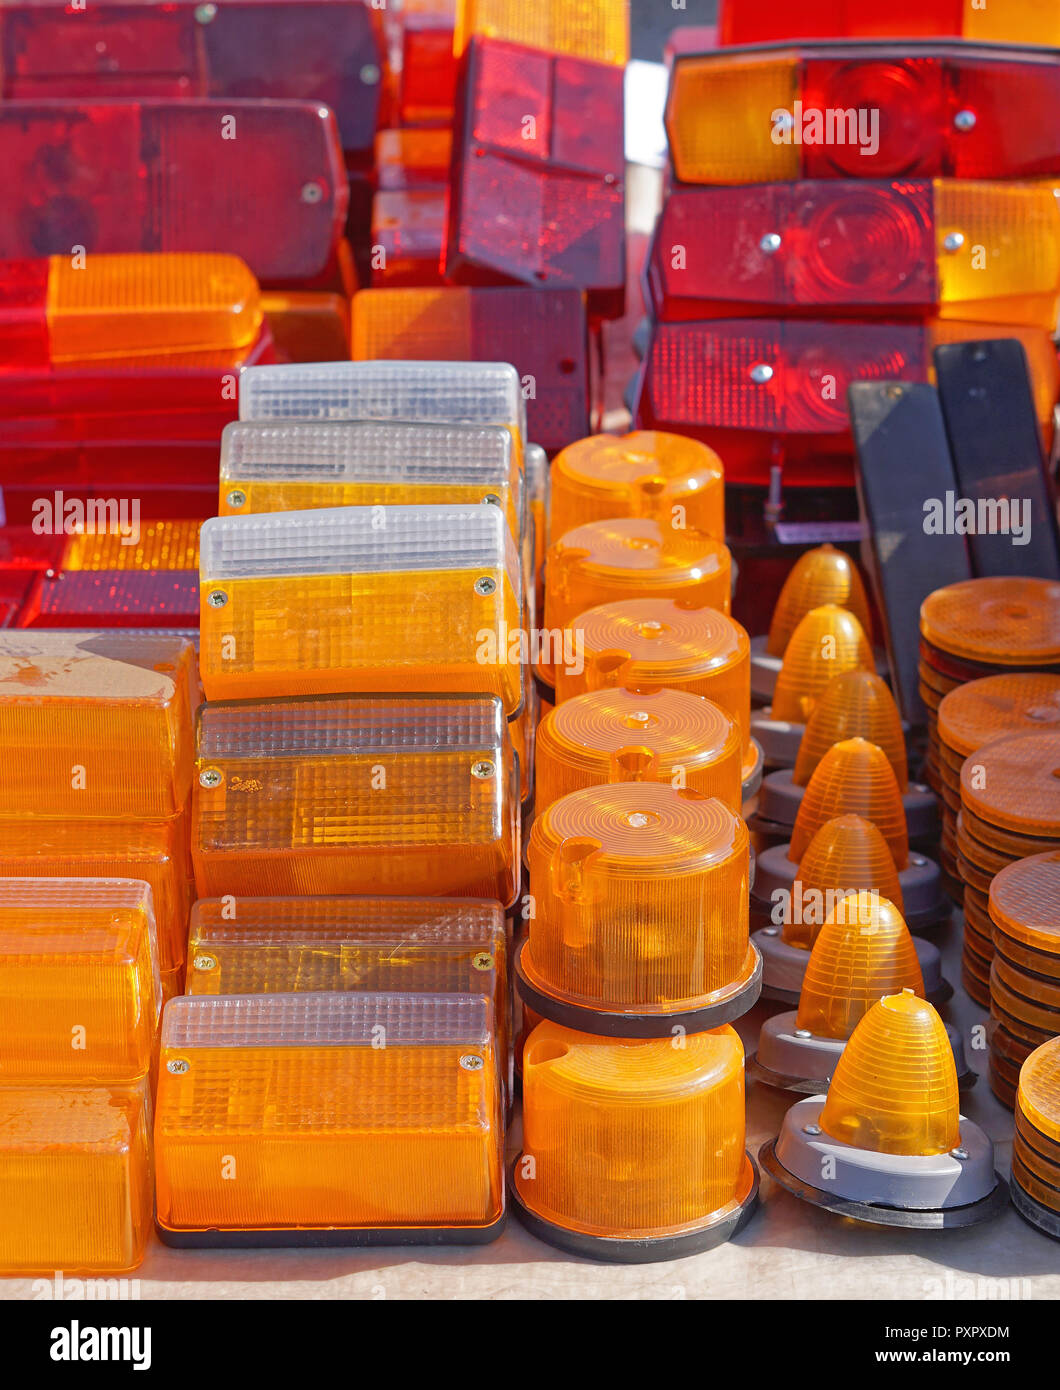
top-left (0, 631), bottom-right (196, 819)
top-left (155, 992), bottom-right (504, 1242)
top-left (192, 695), bottom-right (520, 904)
top-left (0, 878), bottom-right (159, 1083)
top-left (198, 504), bottom-right (523, 712)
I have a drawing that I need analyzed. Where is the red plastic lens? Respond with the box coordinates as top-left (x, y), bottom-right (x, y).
top-left (0, 1), bottom-right (383, 158)
top-left (719, 1), bottom-right (1056, 45)
top-left (17, 569), bottom-right (199, 628)
top-left (0, 101), bottom-right (347, 285)
top-left (447, 37), bottom-right (625, 313)
top-left (371, 191), bottom-right (446, 286)
top-left (402, 14), bottom-right (459, 126)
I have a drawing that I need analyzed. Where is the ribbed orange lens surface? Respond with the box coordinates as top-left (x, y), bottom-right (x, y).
top-left (549, 432), bottom-right (724, 543)
top-left (192, 695), bottom-right (519, 904)
top-left (535, 687), bottom-right (742, 815)
top-left (938, 674), bottom-right (1060, 758)
top-left (0, 880), bottom-right (158, 1083)
top-left (517, 1020), bottom-right (749, 1238)
top-left (1018, 1037), bottom-right (1060, 1146)
top-left (820, 992), bottom-right (960, 1156)
top-left (0, 632), bottom-right (196, 819)
top-left (46, 252), bottom-right (261, 360)
top-left (62, 519), bottom-right (201, 571)
top-left (989, 852), bottom-right (1060, 957)
top-left (0, 817), bottom-right (190, 974)
top-left (155, 993), bottom-right (503, 1233)
top-left (795, 895), bottom-right (924, 1038)
top-left (454, 0), bottom-right (630, 64)
top-left (960, 730), bottom-right (1060, 836)
top-left (793, 670), bottom-right (907, 791)
top-left (789, 738), bottom-right (909, 868)
top-left (545, 521), bottom-right (731, 656)
top-left (771, 606), bottom-right (874, 724)
top-left (524, 783), bottom-right (752, 1013)
top-left (921, 578), bottom-right (1060, 665)
top-left (0, 1081), bottom-right (152, 1273)
top-left (767, 545), bottom-right (872, 658)
top-left (556, 597), bottom-right (750, 752)
top-left (667, 54), bottom-right (798, 186)
top-left (788, 816), bottom-right (904, 948)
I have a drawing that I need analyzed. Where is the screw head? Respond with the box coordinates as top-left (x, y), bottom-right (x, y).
top-left (474, 576), bottom-right (497, 596)
top-left (954, 109), bottom-right (977, 133)
top-left (950, 1146), bottom-right (969, 1160)
top-left (226, 489), bottom-right (247, 509)
top-left (300, 181), bottom-right (324, 205)
top-left (471, 760), bottom-right (495, 780)
top-left (794, 1028), bottom-right (813, 1039)
top-left (943, 231), bottom-right (965, 253)
top-left (459, 1054), bottom-right (484, 1071)
top-left (803, 1123), bottom-right (821, 1137)
top-left (167, 1058), bottom-right (190, 1075)
top-left (471, 952), bottom-right (494, 972)
top-left (193, 954), bottom-right (217, 971)
top-left (207, 589), bottom-right (228, 608)
top-left (912, 855), bottom-right (927, 867)
top-left (360, 63), bottom-right (381, 85)
top-left (759, 232), bottom-right (782, 255)
top-left (762, 926), bottom-right (778, 937)
top-left (750, 363), bottom-right (774, 384)
top-left (482, 493), bottom-right (501, 507)
top-left (199, 768), bottom-right (223, 789)
top-left (194, 2), bottom-right (217, 22)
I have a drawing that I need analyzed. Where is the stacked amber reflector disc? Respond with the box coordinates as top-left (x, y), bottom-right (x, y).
top-left (919, 578), bottom-right (1060, 809)
top-left (959, 731), bottom-right (1060, 1006)
top-left (987, 853), bottom-right (1060, 1108)
top-left (936, 673), bottom-right (1060, 890)
top-left (1012, 1038), bottom-right (1060, 1241)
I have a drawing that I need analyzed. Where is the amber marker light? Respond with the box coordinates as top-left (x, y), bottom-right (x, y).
top-left (750, 544), bottom-right (872, 702)
top-left (751, 605), bottom-right (874, 769)
top-left (155, 992), bottom-right (505, 1246)
top-left (516, 782), bottom-right (760, 1035)
top-left (509, 1019), bottom-right (757, 1261)
top-left (761, 992), bottom-right (1006, 1228)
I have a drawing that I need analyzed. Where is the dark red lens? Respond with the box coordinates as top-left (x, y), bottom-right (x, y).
top-left (18, 568), bottom-right (200, 628)
top-left (401, 15), bottom-right (458, 127)
top-left (720, 0), bottom-right (964, 43)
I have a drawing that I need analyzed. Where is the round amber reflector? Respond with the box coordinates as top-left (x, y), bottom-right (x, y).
top-left (920, 577), bottom-right (1060, 667)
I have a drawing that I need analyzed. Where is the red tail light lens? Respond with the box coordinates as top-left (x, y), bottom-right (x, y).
top-left (0, 1), bottom-right (384, 159)
top-left (447, 38), bottom-right (625, 315)
top-left (0, 100), bottom-right (347, 285)
top-left (370, 191), bottom-right (446, 286)
top-left (719, 0), bottom-right (1059, 46)
top-left (668, 43), bottom-right (1060, 185)
top-left (646, 180), bottom-right (1060, 329)
top-left (17, 569), bottom-right (199, 628)
top-left (351, 287), bottom-right (589, 450)
top-left (402, 13), bottom-right (459, 126)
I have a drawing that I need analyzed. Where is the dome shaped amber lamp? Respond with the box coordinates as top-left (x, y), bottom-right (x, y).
top-left (749, 894), bottom-right (961, 1093)
top-left (761, 993), bottom-right (1006, 1229)
top-left (751, 546), bottom-right (873, 702)
top-left (509, 1020), bottom-right (759, 1261)
top-left (751, 606), bottom-right (874, 769)
top-left (515, 782), bottom-right (761, 1036)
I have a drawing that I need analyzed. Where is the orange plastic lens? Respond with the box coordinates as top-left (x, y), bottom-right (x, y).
top-left (990, 852), bottom-right (1060, 957)
top-left (0, 632), bottom-right (196, 820)
top-left (795, 894), bottom-right (923, 1038)
top-left (517, 1020), bottom-right (751, 1238)
top-left (535, 687), bottom-right (743, 815)
top-left (453, 0), bottom-right (630, 64)
top-left (767, 544), bottom-right (872, 658)
top-left (1018, 1037), bottom-right (1060, 1146)
top-left (820, 991), bottom-right (960, 1156)
top-left (62, 519), bottom-right (201, 571)
top-left (192, 695), bottom-right (519, 904)
top-left (545, 520), bottom-right (731, 679)
top-left (787, 816), bottom-right (904, 949)
top-left (921, 577), bottom-right (1060, 666)
top-left (793, 670), bottom-right (907, 790)
top-left (375, 129), bottom-right (453, 188)
top-left (0, 817), bottom-right (191, 974)
top-left (524, 783), bottom-right (753, 1015)
top-left (262, 290), bottom-right (351, 363)
top-left (965, 0), bottom-right (1060, 44)
top-left (960, 730), bottom-right (1060, 836)
top-left (199, 504), bottom-right (523, 713)
top-left (771, 605), bottom-right (874, 724)
top-left (186, 895), bottom-right (508, 1071)
top-left (46, 253), bottom-right (261, 361)
top-left (549, 432), bottom-right (724, 544)
top-left (938, 673), bottom-right (1060, 758)
top-left (556, 597), bottom-right (751, 754)
top-left (155, 993), bottom-right (503, 1233)
top-left (0, 1081), bottom-right (152, 1274)
top-left (790, 738), bottom-right (909, 869)
top-left (667, 54), bottom-right (798, 185)
top-left (0, 880), bottom-right (159, 1083)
